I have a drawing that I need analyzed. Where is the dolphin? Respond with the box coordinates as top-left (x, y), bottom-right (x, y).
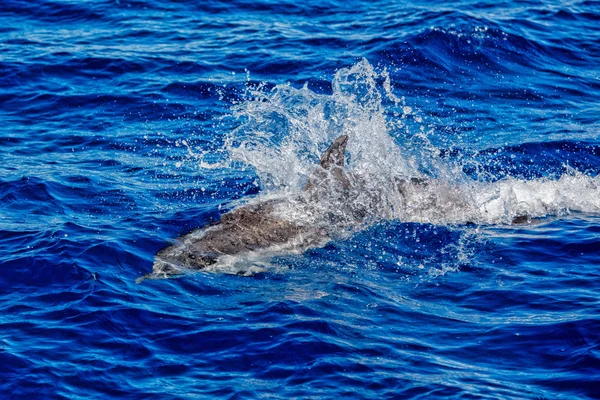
top-left (137, 135), bottom-right (352, 282)
top-left (138, 134), bottom-right (545, 282)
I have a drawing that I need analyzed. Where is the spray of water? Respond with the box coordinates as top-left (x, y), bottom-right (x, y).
top-left (220, 59), bottom-right (599, 230)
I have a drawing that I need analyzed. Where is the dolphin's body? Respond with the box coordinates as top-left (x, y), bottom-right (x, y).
top-left (139, 134), bottom-right (540, 282)
top-left (138, 135), bottom-right (353, 282)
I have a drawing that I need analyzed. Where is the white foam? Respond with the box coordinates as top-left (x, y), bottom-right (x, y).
top-left (473, 173), bottom-right (600, 224)
top-left (218, 59), bottom-right (599, 228)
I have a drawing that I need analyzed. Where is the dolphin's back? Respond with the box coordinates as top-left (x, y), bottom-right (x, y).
top-left (200, 200), bottom-right (313, 253)
top-left (140, 200), bottom-right (319, 281)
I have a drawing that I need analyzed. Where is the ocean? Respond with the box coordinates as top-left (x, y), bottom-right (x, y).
top-left (1, 0), bottom-right (599, 398)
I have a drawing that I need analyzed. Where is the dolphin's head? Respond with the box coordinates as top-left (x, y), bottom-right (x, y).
top-left (136, 243), bottom-right (218, 283)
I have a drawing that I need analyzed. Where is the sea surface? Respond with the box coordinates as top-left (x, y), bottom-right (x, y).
top-left (1, 0), bottom-right (600, 398)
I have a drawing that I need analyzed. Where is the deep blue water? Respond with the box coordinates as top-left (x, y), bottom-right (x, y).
top-left (2, 0), bottom-right (600, 398)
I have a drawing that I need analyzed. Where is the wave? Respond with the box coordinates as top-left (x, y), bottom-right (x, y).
top-left (375, 17), bottom-right (592, 73)
top-left (2, 0), bottom-right (106, 23)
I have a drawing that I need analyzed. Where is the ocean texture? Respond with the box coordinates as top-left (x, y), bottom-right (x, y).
top-left (1, 0), bottom-right (600, 398)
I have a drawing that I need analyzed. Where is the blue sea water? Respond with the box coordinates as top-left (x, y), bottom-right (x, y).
top-left (1, 0), bottom-right (600, 398)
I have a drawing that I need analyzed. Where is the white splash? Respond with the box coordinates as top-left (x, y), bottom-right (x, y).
top-left (222, 59), bottom-right (599, 229)
top-left (474, 172), bottom-right (600, 224)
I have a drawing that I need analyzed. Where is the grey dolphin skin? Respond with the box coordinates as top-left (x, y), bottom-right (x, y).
top-left (137, 135), bottom-right (350, 283)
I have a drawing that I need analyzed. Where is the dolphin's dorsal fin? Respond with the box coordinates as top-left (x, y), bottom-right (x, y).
top-left (304, 135), bottom-right (350, 192)
top-left (319, 135), bottom-right (348, 169)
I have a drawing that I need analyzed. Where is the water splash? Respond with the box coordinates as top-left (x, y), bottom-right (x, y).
top-left (221, 59), bottom-right (600, 228)
top-left (226, 59), bottom-right (413, 193)
top-left (474, 172), bottom-right (600, 224)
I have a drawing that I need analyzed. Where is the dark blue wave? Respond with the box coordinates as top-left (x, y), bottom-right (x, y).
top-left (438, 140), bottom-right (600, 179)
top-left (1, 0), bottom-right (107, 23)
